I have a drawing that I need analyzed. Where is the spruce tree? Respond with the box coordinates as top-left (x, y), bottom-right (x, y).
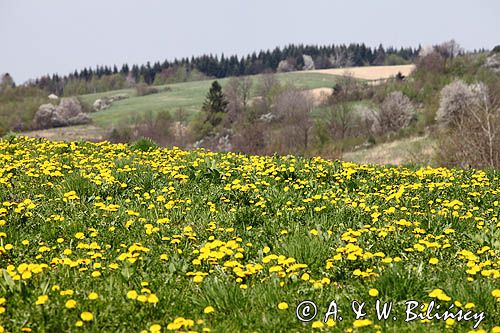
top-left (202, 81), bottom-right (228, 127)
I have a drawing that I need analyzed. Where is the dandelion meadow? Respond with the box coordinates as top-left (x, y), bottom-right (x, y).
top-left (0, 136), bottom-right (498, 332)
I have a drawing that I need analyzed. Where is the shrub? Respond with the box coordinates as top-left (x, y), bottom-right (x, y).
top-left (415, 51), bottom-right (445, 73)
top-left (436, 80), bottom-right (486, 127)
top-left (0, 86), bottom-right (48, 131)
top-left (130, 137), bottom-right (158, 151)
top-left (372, 91), bottom-right (416, 135)
top-left (272, 88), bottom-right (314, 154)
top-left (76, 97), bottom-right (94, 113)
top-left (330, 73), bottom-right (364, 103)
top-left (384, 54), bottom-right (409, 66)
top-left (135, 83), bottom-right (159, 96)
top-left (145, 111), bottom-right (175, 146)
top-left (326, 102), bottom-right (356, 140)
top-left (231, 120), bottom-right (267, 155)
top-left (107, 127), bottom-right (132, 143)
top-left (435, 83), bottom-right (500, 168)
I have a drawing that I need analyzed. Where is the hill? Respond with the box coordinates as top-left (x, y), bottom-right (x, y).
top-left (22, 64), bottom-right (410, 139)
top-left (26, 43), bottom-right (419, 96)
top-left (79, 71), bottom-right (344, 127)
top-left (17, 49), bottom-right (500, 169)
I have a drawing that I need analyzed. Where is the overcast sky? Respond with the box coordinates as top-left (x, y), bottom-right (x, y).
top-left (1, 0), bottom-right (499, 83)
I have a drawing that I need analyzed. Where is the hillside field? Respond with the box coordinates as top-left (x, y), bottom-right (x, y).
top-left (28, 64), bottom-right (414, 130)
top-left (0, 137), bottom-right (498, 332)
top-left (79, 71), bottom-right (345, 128)
top-left (18, 64), bottom-right (420, 166)
top-left (307, 64), bottom-right (416, 81)
top-left (80, 65), bottom-right (415, 128)
top-left (343, 136), bottom-right (435, 166)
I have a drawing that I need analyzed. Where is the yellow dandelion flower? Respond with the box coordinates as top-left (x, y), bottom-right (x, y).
top-left (353, 319), bottom-right (373, 328)
top-left (429, 258), bottom-right (439, 265)
top-left (88, 292), bottom-right (98, 300)
top-left (278, 302), bottom-right (288, 310)
top-left (80, 311), bottom-right (93, 321)
top-left (204, 306), bottom-right (215, 314)
top-left (65, 299), bottom-right (77, 309)
top-left (147, 294), bottom-right (159, 304)
top-left (149, 324), bottom-right (161, 332)
top-left (35, 295), bottom-right (48, 305)
top-left (127, 290), bottom-right (138, 300)
top-left (311, 321), bottom-right (324, 328)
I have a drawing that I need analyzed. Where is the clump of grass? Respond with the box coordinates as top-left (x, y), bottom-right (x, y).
top-left (130, 137), bottom-right (158, 151)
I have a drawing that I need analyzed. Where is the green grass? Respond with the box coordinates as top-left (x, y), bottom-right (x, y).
top-left (0, 136), bottom-right (498, 332)
top-left (79, 72), bottom-right (342, 128)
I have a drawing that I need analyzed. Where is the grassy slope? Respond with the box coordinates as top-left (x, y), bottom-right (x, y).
top-left (80, 72), bottom-right (343, 128)
top-left (343, 136), bottom-right (435, 166)
top-left (22, 65), bottom-right (437, 166)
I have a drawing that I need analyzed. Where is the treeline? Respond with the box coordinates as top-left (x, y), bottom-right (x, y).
top-left (30, 43), bottom-right (422, 96)
top-left (107, 42), bottom-right (500, 168)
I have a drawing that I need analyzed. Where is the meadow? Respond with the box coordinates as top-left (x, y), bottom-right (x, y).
top-left (79, 72), bottom-right (343, 128)
top-left (20, 64), bottom-right (424, 164)
top-left (78, 64), bottom-right (414, 129)
top-left (0, 136), bottom-right (498, 332)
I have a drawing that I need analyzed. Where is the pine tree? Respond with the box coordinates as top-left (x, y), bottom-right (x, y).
top-left (202, 81), bottom-right (228, 127)
top-left (120, 64), bottom-right (130, 75)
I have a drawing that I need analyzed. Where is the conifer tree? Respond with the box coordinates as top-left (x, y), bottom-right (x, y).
top-left (202, 81), bottom-right (228, 127)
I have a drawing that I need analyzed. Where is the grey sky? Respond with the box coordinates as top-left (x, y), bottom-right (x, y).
top-left (1, 0), bottom-right (498, 83)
